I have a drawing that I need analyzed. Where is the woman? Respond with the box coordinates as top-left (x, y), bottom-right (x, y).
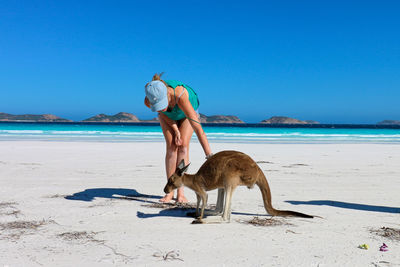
top-left (144, 73), bottom-right (213, 203)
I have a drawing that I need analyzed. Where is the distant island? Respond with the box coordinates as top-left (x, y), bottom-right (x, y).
top-left (85, 113), bottom-right (244, 123)
top-left (377, 120), bottom-right (400, 125)
top-left (261, 116), bottom-right (319, 124)
top-left (0, 112), bottom-right (245, 124)
top-left (83, 112), bottom-right (140, 123)
top-left (0, 112), bottom-right (72, 122)
top-left (1, 112), bottom-right (399, 125)
top-left (200, 114), bottom-right (244, 124)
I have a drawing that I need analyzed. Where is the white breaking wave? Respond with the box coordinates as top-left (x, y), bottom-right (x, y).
top-left (50, 130), bottom-right (103, 134)
top-left (2, 130), bottom-right (400, 139)
top-left (0, 130), bottom-right (44, 134)
top-left (1, 127), bottom-right (399, 143)
top-left (49, 130), bottom-right (163, 136)
top-left (206, 133), bottom-right (400, 138)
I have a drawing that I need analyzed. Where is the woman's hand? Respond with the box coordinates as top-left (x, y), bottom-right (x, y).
top-left (174, 130), bottom-right (182, 146)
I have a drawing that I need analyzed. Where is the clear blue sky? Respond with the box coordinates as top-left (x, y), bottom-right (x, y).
top-left (1, 0), bottom-right (399, 123)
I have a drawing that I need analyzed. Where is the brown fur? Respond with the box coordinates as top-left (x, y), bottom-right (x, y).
top-left (164, 150), bottom-right (313, 223)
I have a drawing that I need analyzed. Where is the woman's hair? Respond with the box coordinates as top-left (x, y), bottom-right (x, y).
top-left (145, 72), bottom-right (168, 88)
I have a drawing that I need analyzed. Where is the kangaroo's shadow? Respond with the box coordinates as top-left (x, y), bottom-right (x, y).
top-left (137, 209), bottom-right (270, 219)
top-left (286, 200), bottom-right (400, 214)
top-left (137, 202), bottom-right (270, 219)
top-left (137, 206), bottom-right (195, 219)
top-left (65, 188), bottom-right (161, 202)
top-left (64, 188), bottom-right (270, 219)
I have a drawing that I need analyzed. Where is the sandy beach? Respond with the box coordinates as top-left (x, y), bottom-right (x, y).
top-left (0, 141), bottom-right (399, 266)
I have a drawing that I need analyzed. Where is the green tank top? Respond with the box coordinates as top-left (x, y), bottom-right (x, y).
top-left (161, 80), bottom-right (200, 121)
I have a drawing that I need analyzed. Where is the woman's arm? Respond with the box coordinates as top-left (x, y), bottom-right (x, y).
top-left (177, 91), bottom-right (212, 157)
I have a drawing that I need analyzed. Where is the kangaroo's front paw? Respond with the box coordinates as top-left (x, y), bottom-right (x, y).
top-left (191, 218), bottom-right (204, 224)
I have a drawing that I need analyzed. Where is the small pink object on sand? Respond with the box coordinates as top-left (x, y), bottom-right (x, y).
top-left (380, 243), bottom-right (388, 252)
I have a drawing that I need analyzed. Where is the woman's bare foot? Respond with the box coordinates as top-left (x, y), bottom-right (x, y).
top-left (159, 192), bottom-right (174, 203)
top-left (176, 187), bottom-right (188, 203)
top-left (176, 195), bottom-right (188, 203)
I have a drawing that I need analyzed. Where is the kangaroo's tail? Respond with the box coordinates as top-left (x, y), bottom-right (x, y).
top-left (256, 171), bottom-right (313, 219)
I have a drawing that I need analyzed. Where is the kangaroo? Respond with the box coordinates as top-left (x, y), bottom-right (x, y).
top-left (164, 150), bottom-right (313, 224)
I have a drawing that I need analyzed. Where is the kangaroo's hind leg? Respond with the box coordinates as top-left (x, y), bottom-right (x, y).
top-left (221, 186), bottom-right (234, 222)
top-left (214, 188), bottom-right (225, 214)
top-left (195, 187), bottom-right (233, 224)
top-left (203, 188), bottom-right (225, 216)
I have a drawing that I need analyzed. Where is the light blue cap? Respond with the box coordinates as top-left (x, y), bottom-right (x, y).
top-left (145, 81), bottom-right (168, 112)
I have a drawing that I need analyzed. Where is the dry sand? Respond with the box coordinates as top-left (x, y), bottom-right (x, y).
top-left (0, 141), bottom-right (399, 266)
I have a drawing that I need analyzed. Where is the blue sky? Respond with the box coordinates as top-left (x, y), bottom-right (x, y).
top-left (1, 0), bottom-right (399, 123)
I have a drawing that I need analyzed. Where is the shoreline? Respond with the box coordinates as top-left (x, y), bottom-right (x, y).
top-left (2, 137), bottom-right (400, 145)
top-left (1, 121), bottom-right (400, 129)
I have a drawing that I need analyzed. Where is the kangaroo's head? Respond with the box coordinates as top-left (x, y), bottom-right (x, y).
top-left (163, 159), bottom-right (190, 194)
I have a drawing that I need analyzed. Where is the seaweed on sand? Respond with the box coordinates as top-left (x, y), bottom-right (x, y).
top-left (57, 231), bottom-right (104, 243)
top-left (0, 219), bottom-right (51, 240)
top-left (371, 227), bottom-right (400, 241)
top-left (238, 216), bottom-right (293, 227)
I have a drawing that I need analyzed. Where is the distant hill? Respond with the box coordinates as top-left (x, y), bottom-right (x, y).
top-left (261, 116), bottom-right (319, 124)
top-left (82, 112), bottom-right (140, 122)
top-left (140, 117), bottom-right (159, 123)
top-left (377, 120), bottom-right (400, 125)
top-left (304, 120), bottom-right (320, 124)
top-left (199, 114), bottom-right (244, 124)
top-left (0, 112), bottom-right (72, 122)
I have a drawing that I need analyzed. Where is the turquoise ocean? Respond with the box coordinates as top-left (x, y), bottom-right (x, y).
top-left (1, 122), bottom-right (400, 144)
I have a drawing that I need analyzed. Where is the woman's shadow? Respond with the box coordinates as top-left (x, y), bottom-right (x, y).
top-left (65, 188), bottom-right (161, 202)
top-left (64, 188), bottom-right (194, 218)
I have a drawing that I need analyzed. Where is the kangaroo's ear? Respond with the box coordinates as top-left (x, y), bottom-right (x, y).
top-left (180, 162), bottom-right (190, 174)
top-left (177, 159), bottom-right (186, 170)
top-left (176, 161), bottom-right (190, 176)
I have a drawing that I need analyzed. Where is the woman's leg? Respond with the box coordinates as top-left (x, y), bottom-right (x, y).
top-left (159, 115), bottom-right (178, 202)
top-left (176, 118), bottom-right (195, 203)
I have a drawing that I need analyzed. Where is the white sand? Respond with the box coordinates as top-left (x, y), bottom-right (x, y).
top-left (0, 141), bottom-right (399, 266)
